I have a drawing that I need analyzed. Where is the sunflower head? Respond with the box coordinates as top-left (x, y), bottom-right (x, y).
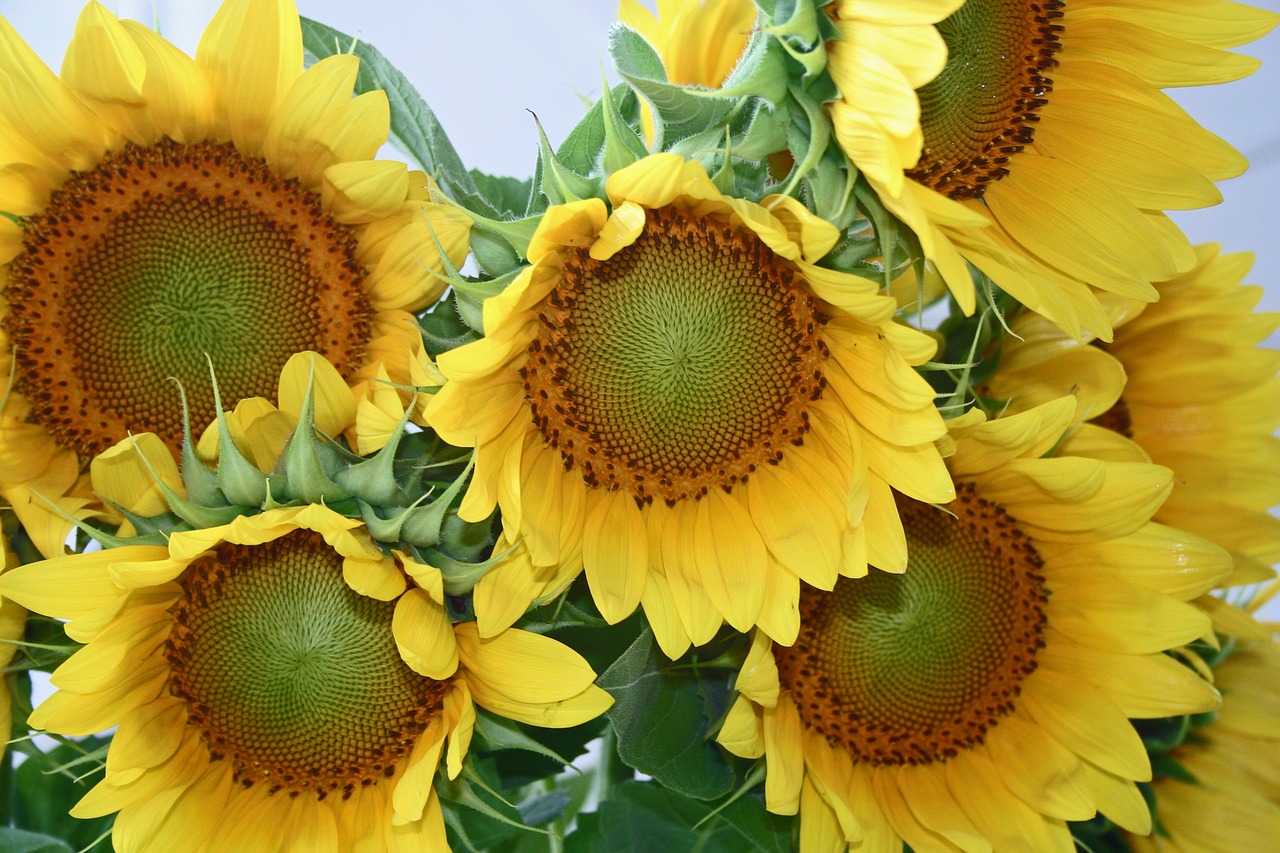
top-left (825, 0), bottom-right (1277, 341)
top-left (0, 0), bottom-right (470, 556)
top-left (0, 501), bottom-right (610, 850)
top-left (1128, 621), bottom-right (1280, 853)
top-left (719, 397), bottom-right (1231, 848)
top-left (985, 243), bottom-right (1280, 602)
top-left (429, 152), bottom-right (952, 657)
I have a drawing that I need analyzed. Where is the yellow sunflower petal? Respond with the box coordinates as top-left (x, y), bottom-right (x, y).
top-left (392, 589), bottom-right (458, 680)
top-left (454, 623), bottom-right (612, 727)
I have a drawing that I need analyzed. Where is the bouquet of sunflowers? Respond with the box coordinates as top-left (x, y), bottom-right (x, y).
top-left (0, 0), bottom-right (1276, 850)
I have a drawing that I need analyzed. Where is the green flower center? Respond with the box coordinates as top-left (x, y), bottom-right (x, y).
top-left (165, 529), bottom-right (445, 799)
top-left (775, 486), bottom-right (1047, 765)
top-left (5, 139), bottom-right (374, 460)
top-left (522, 206), bottom-right (826, 505)
top-left (907, 0), bottom-right (1063, 200)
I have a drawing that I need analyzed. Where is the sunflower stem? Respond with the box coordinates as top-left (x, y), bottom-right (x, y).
top-left (592, 724), bottom-right (618, 809)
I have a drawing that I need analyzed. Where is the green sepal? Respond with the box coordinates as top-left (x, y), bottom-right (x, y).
top-left (279, 375), bottom-right (352, 506)
top-left (95, 499), bottom-right (176, 538)
top-left (775, 83), bottom-right (832, 201)
top-left (454, 290), bottom-right (485, 335)
top-left (709, 129), bottom-right (737, 195)
top-left (467, 171), bottom-right (536, 219)
top-left (555, 82), bottom-right (644, 181)
top-left (1149, 751), bottom-right (1198, 786)
top-left (1137, 714), bottom-right (1193, 753)
top-left (357, 491), bottom-right (431, 545)
top-left (334, 411), bottom-right (413, 507)
top-left (600, 74), bottom-right (648, 175)
top-left (113, 433), bottom-right (245, 530)
top-left (173, 379), bottom-right (223, 508)
top-left (162, 496), bottom-right (247, 531)
top-left (535, 118), bottom-right (600, 205)
top-left (609, 24), bottom-right (738, 150)
top-left (399, 454), bottom-right (475, 548)
top-left (457, 206), bottom-right (541, 276)
top-left (26, 494), bottom-right (164, 551)
top-left (454, 267), bottom-right (519, 305)
top-left (850, 176), bottom-right (915, 284)
top-left (731, 101), bottom-right (790, 162)
top-left (202, 359), bottom-right (276, 507)
top-left (761, 0), bottom-right (835, 79)
top-left (418, 544), bottom-right (503, 598)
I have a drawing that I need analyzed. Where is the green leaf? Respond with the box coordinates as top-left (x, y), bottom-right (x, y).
top-left (0, 829), bottom-right (73, 853)
top-left (468, 171), bottom-right (535, 218)
top-left (597, 629), bottom-right (733, 800)
top-left (587, 782), bottom-right (701, 852)
top-left (11, 739), bottom-right (112, 851)
top-left (709, 795), bottom-right (796, 853)
top-left (555, 92), bottom-right (608, 177)
top-left (572, 781), bottom-right (793, 853)
top-left (609, 24), bottom-right (738, 149)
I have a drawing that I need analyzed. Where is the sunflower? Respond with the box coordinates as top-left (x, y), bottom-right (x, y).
top-left (0, 504), bottom-right (611, 851)
top-left (427, 153), bottom-right (952, 657)
top-left (718, 397), bottom-right (1231, 850)
top-left (986, 244), bottom-right (1280, 608)
top-left (1130, 629), bottom-right (1280, 853)
top-left (827, 0), bottom-right (1277, 340)
top-left (0, 0), bottom-right (470, 556)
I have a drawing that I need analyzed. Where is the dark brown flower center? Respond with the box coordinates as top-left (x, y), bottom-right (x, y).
top-left (907, 0), bottom-right (1064, 200)
top-left (521, 206), bottom-right (827, 506)
top-left (165, 529), bottom-right (445, 800)
top-left (5, 139), bottom-right (373, 460)
top-left (775, 486), bottom-right (1047, 765)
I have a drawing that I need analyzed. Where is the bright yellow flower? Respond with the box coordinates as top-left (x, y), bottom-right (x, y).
top-left (828, 0), bottom-right (1277, 340)
top-left (719, 398), bottom-right (1230, 850)
top-left (428, 153), bottom-right (952, 657)
top-left (0, 0), bottom-right (470, 556)
top-left (0, 505), bottom-right (611, 852)
top-left (1130, 628), bottom-right (1280, 853)
top-left (986, 245), bottom-right (1280, 621)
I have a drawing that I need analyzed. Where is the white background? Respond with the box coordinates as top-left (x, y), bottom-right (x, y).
top-left (2, 1), bottom-right (1279, 625)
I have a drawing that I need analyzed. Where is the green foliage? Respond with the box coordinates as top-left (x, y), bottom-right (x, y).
top-left (0, 828), bottom-right (74, 853)
top-left (4, 739), bottom-right (113, 852)
top-left (564, 782), bottom-right (793, 852)
top-left (597, 630), bottom-right (734, 801)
